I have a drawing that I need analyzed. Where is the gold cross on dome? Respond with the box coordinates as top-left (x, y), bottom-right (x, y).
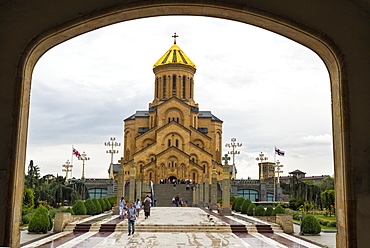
top-left (172, 32), bottom-right (179, 44)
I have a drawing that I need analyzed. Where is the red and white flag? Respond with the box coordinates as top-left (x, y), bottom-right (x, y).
top-left (72, 148), bottom-right (81, 159)
top-left (275, 147), bottom-right (285, 156)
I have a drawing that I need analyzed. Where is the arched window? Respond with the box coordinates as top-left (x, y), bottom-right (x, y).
top-left (168, 139), bottom-right (171, 147)
top-left (172, 75), bottom-right (176, 96)
top-left (163, 76), bottom-right (167, 98)
top-left (155, 77), bottom-right (159, 98)
top-left (267, 193), bottom-right (274, 202)
top-left (88, 188), bottom-right (107, 199)
top-left (182, 76), bottom-right (186, 98)
top-left (175, 139), bottom-right (179, 147)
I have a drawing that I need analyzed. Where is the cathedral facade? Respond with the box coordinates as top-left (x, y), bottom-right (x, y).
top-left (122, 40), bottom-right (223, 184)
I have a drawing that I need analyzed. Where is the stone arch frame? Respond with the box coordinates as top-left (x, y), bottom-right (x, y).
top-left (190, 154), bottom-right (198, 163)
top-left (162, 131), bottom-right (185, 149)
top-left (1, 2), bottom-right (360, 247)
top-left (165, 107), bottom-right (184, 124)
top-left (142, 138), bottom-right (154, 147)
top-left (193, 138), bottom-right (204, 148)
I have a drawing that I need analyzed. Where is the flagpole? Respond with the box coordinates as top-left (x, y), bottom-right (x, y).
top-left (273, 146), bottom-right (276, 202)
top-left (71, 145), bottom-right (74, 179)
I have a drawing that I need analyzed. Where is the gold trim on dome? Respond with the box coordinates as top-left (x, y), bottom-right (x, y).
top-left (153, 43), bottom-right (196, 68)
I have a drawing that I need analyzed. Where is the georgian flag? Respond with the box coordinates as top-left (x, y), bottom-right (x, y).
top-left (275, 147), bottom-right (285, 156)
top-left (72, 148), bottom-right (81, 159)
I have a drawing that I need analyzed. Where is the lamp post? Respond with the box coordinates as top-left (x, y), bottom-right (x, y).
top-left (256, 152), bottom-right (268, 179)
top-left (105, 137), bottom-right (120, 179)
top-left (274, 160), bottom-right (284, 202)
top-left (225, 138), bottom-right (242, 180)
top-left (62, 159), bottom-right (73, 183)
top-left (78, 151), bottom-right (90, 180)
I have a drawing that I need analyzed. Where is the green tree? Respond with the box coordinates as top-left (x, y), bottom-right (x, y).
top-left (289, 198), bottom-right (304, 210)
top-left (321, 190), bottom-right (335, 216)
top-left (233, 197), bottom-right (244, 212)
top-left (289, 176), bottom-right (322, 206)
top-left (72, 200), bottom-right (87, 215)
top-left (265, 206), bottom-right (274, 216)
top-left (92, 198), bottom-right (102, 214)
top-left (104, 198), bottom-right (111, 210)
top-left (301, 215), bottom-right (321, 234)
top-left (273, 204), bottom-right (286, 215)
top-left (247, 203), bottom-right (256, 216)
top-left (84, 199), bottom-right (97, 215)
top-left (255, 205), bottom-right (265, 216)
top-left (28, 205), bottom-right (50, 233)
top-left (98, 198), bottom-right (107, 211)
top-left (241, 199), bottom-right (252, 214)
top-left (318, 176), bottom-right (334, 191)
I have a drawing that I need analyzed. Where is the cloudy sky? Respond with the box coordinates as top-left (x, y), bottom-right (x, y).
top-left (26, 16), bottom-right (333, 180)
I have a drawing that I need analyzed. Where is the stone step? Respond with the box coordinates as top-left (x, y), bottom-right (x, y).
top-left (256, 224), bottom-right (273, 233)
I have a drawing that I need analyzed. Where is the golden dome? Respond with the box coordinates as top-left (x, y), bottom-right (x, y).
top-left (153, 43), bottom-right (196, 69)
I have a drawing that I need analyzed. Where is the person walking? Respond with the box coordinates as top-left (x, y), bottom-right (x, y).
top-left (127, 202), bottom-right (136, 236)
top-left (143, 195), bottom-right (152, 219)
top-left (135, 199), bottom-right (142, 217)
top-left (119, 197), bottom-right (126, 219)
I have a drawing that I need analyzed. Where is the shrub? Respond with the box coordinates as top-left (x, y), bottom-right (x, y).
top-left (98, 198), bottom-right (107, 211)
top-left (265, 206), bottom-right (274, 216)
top-left (92, 198), bottom-right (102, 214)
top-left (234, 197), bottom-right (245, 212)
top-left (273, 204), bottom-right (286, 215)
top-left (21, 213), bottom-right (34, 225)
top-left (104, 198), bottom-right (111, 210)
top-left (289, 198), bottom-right (304, 210)
top-left (241, 199), bottom-right (252, 214)
top-left (73, 200), bottom-right (87, 215)
top-left (301, 215), bottom-right (321, 234)
top-left (232, 197), bottom-right (240, 210)
top-left (230, 195), bottom-right (237, 208)
top-left (327, 221), bottom-right (336, 227)
top-left (247, 203), bottom-right (256, 216)
top-left (108, 196), bottom-right (117, 206)
top-left (255, 205), bottom-right (266, 216)
top-left (63, 207), bottom-right (75, 215)
top-left (84, 199), bottom-right (97, 215)
top-left (48, 215), bottom-right (53, 231)
top-left (28, 205), bottom-right (50, 233)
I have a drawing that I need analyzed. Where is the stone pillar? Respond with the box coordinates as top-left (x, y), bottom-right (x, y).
top-left (209, 167), bottom-right (218, 210)
top-left (192, 186), bottom-right (198, 206)
top-left (129, 162), bottom-right (136, 203)
top-left (276, 184), bottom-right (283, 201)
top-left (260, 179), bottom-right (266, 202)
top-left (204, 175), bottom-right (209, 207)
top-left (199, 182), bottom-right (204, 206)
top-left (219, 154), bottom-right (232, 215)
top-left (136, 175), bottom-right (142, 201)
top-left (117, 157), bottom-right (125, 199)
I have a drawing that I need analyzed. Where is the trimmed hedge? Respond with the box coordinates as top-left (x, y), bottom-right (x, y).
top-left (28, 205), bottom-right (50, 233)
top-left (21, 212), bottom-right (34, 225)
top-left (233, 197), bottom-right (244, 212)
top-left (241, 199), bottom-right (252, 214)
top-left (104, 198), bottom-right (111, 210)
top-left (273, 204), bottom-right (286, 215)
top-left (73, 200), bottom-right (87, 215)
top-left (48, 215), bottom-right (53, 231)
top-left (265, 206), bottom-right (274, 216)
top-left (84, 199), bottom-right (97, 215)
top-left (99, 198), bottom-right (107, 211)
top-left (255, 205), bottom-right (266, 216)
top-left (92, 198), bottom-right (102, 214)
top-left (247, 203), bottom-right (256, 216)
top-left (301, 215), bottom-right (321, 234)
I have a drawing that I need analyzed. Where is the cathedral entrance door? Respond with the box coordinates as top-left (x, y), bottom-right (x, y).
top-left (168, 176), bottom-right (177, 184)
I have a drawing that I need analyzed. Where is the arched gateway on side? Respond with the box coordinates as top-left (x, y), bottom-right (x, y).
top-left (121, 39), bottom-right (225, 184)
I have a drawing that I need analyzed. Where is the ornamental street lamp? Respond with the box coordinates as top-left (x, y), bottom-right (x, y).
top-left (256, 152), bottom-right (268, 179)
top-left (274, 160), bottom-right (284, 202)
top-left (105, 137), bottom-right (121, 179)
top-left (62, 159), bottom-right (73, 182)
top-left (225, 138), bottom-right (242, 180)
top-left (78, 151), bottom-right (90, 180)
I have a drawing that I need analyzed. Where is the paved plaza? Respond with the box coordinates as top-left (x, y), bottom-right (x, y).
top-left (20, 207), bottom-right (335, 247)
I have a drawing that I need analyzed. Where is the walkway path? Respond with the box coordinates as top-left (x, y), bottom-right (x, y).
top-left (21, 208), bottom-right (329, 247)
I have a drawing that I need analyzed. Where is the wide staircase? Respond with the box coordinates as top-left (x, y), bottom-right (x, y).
top-left (153, 184), bottom-right (193, 207)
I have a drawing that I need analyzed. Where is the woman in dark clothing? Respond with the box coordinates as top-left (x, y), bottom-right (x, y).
top-left (143, 195), bottom-right (152, 219)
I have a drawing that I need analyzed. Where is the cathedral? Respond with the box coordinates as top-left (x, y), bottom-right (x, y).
top-left (121, 37), bottom-right (224, 185)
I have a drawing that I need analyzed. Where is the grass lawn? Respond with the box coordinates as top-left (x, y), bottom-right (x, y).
top-left (314, 214), bottom-right (336, 222)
